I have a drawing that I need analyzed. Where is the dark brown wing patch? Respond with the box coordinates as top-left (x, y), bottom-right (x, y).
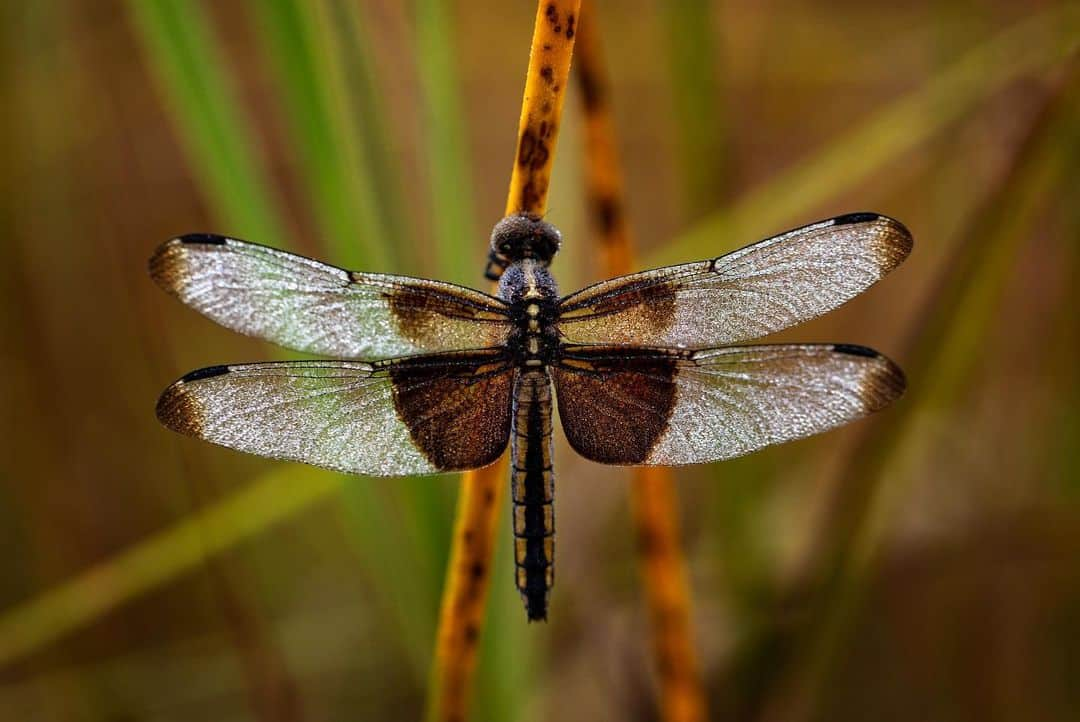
top-left (558, 278), bottom-right (677, 338)
top-left (384, 284), bottom-right (508, 351)
top-left (388, 351), bottom-right (514, 470)
top-left (552, 347), bottom-right (680, 464)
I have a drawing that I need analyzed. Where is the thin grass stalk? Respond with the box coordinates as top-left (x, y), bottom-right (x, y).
top-left (415, 0), bottom-right (478, 286)
top-left (762, 67), bottom-right (1080, 722)
top-left (323, 0), bottom-right (415, 261)
top-left (0, 466), bottom-right (339, 667)
top-left (426, 3), bottom-right (581, 720)
top-left (662, 0), bottom-right (727, 218)
top-left (575, 7), bottom-right (705, 721)
top-left (251, 0), bottom-right (392, 269)
top-left (126, 0), bottom-right (286, 247)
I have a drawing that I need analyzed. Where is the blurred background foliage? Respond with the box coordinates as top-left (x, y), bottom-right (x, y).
top-left (0, 1), bottom-right (1078, 720)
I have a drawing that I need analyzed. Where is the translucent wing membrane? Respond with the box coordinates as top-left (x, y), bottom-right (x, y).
top-left (558, 213), bottom-right (912, 348)
top-left (553, 343), bottom-right (905, 465)
top-left (156, 351), bottom-right (514, 475)
top-left (150, 235), bottom-right (512, 359)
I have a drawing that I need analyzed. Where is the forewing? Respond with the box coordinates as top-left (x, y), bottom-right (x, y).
top-left (150, 235), bottom-right (511, 359)
top-left (552, 344), bottom-right (904, 465)
top-left (558, 213), bottom-right (912, 347)
top-left (156, 351), bottom-right (513, 475)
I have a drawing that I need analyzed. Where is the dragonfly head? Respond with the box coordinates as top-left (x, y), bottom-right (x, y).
top-left (485, 213), bottom-right (562, 280)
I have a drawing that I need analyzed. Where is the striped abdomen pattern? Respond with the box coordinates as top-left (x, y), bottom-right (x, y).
top-left (511, 370), bottom-right (555, 621)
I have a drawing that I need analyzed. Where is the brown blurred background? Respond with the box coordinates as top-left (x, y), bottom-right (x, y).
top-left (1, 1), bottom-right (1078, 721)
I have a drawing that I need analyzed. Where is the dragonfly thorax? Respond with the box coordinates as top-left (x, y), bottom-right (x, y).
top-left (500, 259), bottom-right (560, 368)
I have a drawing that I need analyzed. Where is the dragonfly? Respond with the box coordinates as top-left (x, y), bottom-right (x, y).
top-left (151, 212), bottom-right (911, 621)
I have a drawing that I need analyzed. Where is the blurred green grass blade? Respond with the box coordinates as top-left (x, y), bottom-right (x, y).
top-left (127, 0), bottom-right (286, 246)
top-left (0, 466), bottom-right (341, 667)
top-left (415, 0), bottom-right (478, 285)
top-left (251, 0), bottom-right (392, 269)
top-left (650, 3), bottom-right (1080, 267)
top-left (472, 531), bottom-right (536, 722)
top-left (396, 475), bottom-right (454, 595)
top-left (338, 479), bottom-right (444, 679)
top-left (782, 70), bottom-right (1080, 722)
top-left (291, 0), bottom-right (456, 676)
top-left (662, 0), bottom-right (728, 217)
top-left (323, 0), bottom-right (416, 266)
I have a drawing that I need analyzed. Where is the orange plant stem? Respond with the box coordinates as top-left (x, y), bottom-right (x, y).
top-left (575, 5), bottom-right (706, 721)
top-left (506, 0), bottom-right (582, 216)
top-left (427, 3), bottom-right (580, 721)
top-left (428, 460), bottom-right (505, 722)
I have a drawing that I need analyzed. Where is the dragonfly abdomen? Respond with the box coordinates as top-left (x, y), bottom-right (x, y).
top-left (511, 370), bottom-right (555, 621)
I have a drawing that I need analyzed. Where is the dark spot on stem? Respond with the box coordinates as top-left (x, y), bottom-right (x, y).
top-left (518, 129), bottom-right (537, 167)
top-left (592, 196), bottom-right (620, 237)
top-left (539, 65), bottom-right (554, 85)
top-left (469, 561), bottom-right (485, 581)
top-left (519, 177), bottom-right (547, 212)
top-left (463, 623), bottom-right (479, 645)
top-left (532, 140), bottom-right (550, 168)
top-left (566, 14), bottom-right (575, 38)
top-left (517, 127), bottom-right (549, 170)
top-left (579, 65), bottom-right (603, 112)
top-left (637, 525), bottom-right (663, 557)
top-left (656, 651), bottom-right (676, 680)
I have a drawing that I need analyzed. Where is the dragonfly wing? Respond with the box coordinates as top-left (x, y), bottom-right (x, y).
top-left (552, 343), bottom-right (904, 465)
top-left (558, 213), bottom-right (911, 347)
top-left (157, 350), bottom-right (514, 475)
top-left (150, 235), bottom-right (511, 359)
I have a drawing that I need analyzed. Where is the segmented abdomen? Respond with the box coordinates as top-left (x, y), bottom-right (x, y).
top-left (510, 370), bottom-right (555, 621)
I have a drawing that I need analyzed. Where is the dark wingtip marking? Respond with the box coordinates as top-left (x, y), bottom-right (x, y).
top-left (833, 343), bottom-right (879, 358)
top-left (832, 212), bottom-right (915, 261)
top-left (832, 212), bottom-right (881, 226)
top-left (156, 378), bottom-right (207, 436)
top-left (147, 242), bottom-right (173, 285)
top-left (181, 365), bottom-right (230, 382)
top-left (885, 359), bottom-right (907, 394)
top-left (177, 233), bottom-right (227, 245)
